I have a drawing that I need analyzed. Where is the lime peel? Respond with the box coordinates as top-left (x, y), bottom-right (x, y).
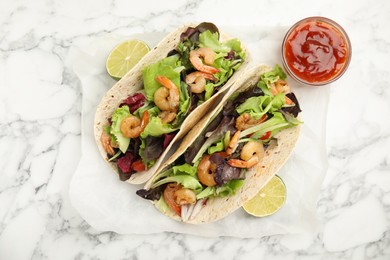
top-left (106, 40), bottom-right (150, 80)
top-left (243, 175), bottom-right (286, 217)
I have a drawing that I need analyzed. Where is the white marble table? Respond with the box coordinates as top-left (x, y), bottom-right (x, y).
top-left (1, 0), bottom-right (389, 259)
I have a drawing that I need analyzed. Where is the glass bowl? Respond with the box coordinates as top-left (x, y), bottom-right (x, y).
top-left (281, 16), bottom-right (352, 86)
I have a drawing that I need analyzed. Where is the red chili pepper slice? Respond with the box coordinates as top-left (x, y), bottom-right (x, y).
top-left (132, 160), bottom-right (146, 172)
top-left (260, 131), bottom-right (271, 140)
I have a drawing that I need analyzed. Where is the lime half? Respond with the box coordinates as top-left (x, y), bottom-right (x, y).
top-left (106, 40), bottom-right (150, 80)
top-left (243, 175), bottom-right (286, 217)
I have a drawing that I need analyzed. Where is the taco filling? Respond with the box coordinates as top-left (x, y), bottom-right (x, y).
top-left (136, 65), bottom-right (302, 221)
top-left (100, 23), bottom-right (246, 181)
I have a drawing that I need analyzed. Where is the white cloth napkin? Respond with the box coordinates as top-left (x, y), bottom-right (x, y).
top-left (69, 27), bottom-right (329, 238)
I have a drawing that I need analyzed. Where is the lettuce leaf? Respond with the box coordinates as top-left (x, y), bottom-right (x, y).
top-left (213, 57), bottom-right (240, 87)
top-left (110, 106), bottom-right (131, 153)
top-left (207, 139), bottom-right (224, 154)
top-left (172, 163), bottom-right (197, 177)
top-left (150, 175), bottom-right (202, 193)
top-left (204, 82), bottom-right (214, 101)
top-left (198, 30), bottom-right (244, 90)
top-left (155, 195), bottom-right (173, 215)
top-left (257, 64), bottom-right (287, 95)
top-left (172, 81), bottom-right (191, 127)
top-left (140, 116), bottom-right (177, 138)
top-left (192, 116), bottom-right (236, 163)
top-left (142, 55), bottom-right (182, 101)
top-left (240, 112), bottom-right (301, 140)
top-left (224, 38), bottom-right (243, 53)
top-left (199, 31), bottom-right (231, 53)
top-left (236, 93), bottom-right (286, 119)
top-left (196, 179), bottom-right (244, 199)
top-left (139, 136), bottom-right (162, 168)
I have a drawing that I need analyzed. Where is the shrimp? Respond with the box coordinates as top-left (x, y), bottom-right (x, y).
top-left (174, 188), bottom-right (196, 205)
top-left (197, 155), bottom-right (217, 187)
top-left (235, 113), bottom-right (267, 131)
top-left (228, 141), bottom-right (264, 168)
top-left (190, 47), bottom-right (220, 74)
top-left (159, 110), bottom-right (176, 124)
top-left (120, 111), bottom-right (149, 138)
top-left (185, 71), bottom-right (216, 94)
top-left (154, 75), bottom-right (180, 111)
top-left (164, 183), bottom-right (182, 216)
top-left (100, 131), bottom-right (115, 156)
top-left (271, 79), bottom-right (294, 105)
top-left (226, 130), bottom-right (241, 155)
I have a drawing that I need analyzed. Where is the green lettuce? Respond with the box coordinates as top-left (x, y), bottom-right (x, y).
top-left (172, 82), bottom-right (191, 127)
top-left (197, 30), bottom-right (245, 95)
top-left (172, 163), bottom-right (197, 177)
top-left (142, 55), bottom-right (182, 101)
top-left (138, 138), bottom-right (156, 168)
top-left (204, 83), bottom-right (214, 101)
top-left (155, 195), bottom-right (172, 215)
top-left (196, 179), bottom-right (244, 199)
top-left (150, 175), bottom-right (202, 193)
top-left (240, 112), bottom-right (300, 140)
top-left (213, 56), bottom-right (241, 87)
top-left (207, 139), bottom-right (224, 154)
top-left (199, 31), bottom-right (231, 53)
top-left (258, 64), bottom-right (287, 95)
top-left (236, 93), bottom-right (286, 119)
top-left (140, 116), bottom-right (177, 138)
top-left (110, 106), bottom-right (131, 153)
top-left (224, 38), bottom-right (243, 53)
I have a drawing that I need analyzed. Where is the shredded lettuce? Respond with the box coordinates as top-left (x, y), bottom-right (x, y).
top-left (110, 106), bottom-right (131, 153)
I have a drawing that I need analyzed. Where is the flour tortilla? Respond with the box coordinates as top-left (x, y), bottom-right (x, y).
top-left (145, 65), bottom-right (301, 223)
top-left (94, 24), bottom-right (250, 184)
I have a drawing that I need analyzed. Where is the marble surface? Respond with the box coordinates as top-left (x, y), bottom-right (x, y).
top-left (0, 0), bottom-right (389, 259)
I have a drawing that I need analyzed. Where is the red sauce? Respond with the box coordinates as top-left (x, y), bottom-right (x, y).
top-left (284, 20), bottom-right (349, 83)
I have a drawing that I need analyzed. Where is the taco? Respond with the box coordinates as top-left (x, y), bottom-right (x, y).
top-left (95, 23), bottom-right (249, 184)
top-left (136, 64), bottom-right (302, 223)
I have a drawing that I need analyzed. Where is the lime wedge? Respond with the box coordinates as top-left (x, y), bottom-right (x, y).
top-left (106, 40), bottom-right (150, 80)
top-left (243, 175), bottom-right (286, 217)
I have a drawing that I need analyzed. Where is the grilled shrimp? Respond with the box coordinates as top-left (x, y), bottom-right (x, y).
top-left (235, 113), bottom-right (267, 131)
top-left (164, 183), bottom-right (182, 216)
top-left (226, 130), bottom-right (241, 155)
top-left (189, 47), bottom-right (220, 74)
top-left (120, 111), bottom-right (149, 138)
top-left (158, 110), bottom-right (177, 124)
top-left (197, 155), bottom-right (217, 187)
top-left (185, 71), bottom-right (216, 93)
top-left (228, 141), bottom-right (264, 168)
top-left (271, 79), bottom-right (294, 105)
top-left (174, 188), bottom-right (196, 205)
top-left (100, 131), bottom-right (115, 156)
top-left (154, 76), bottom-right (180, 111)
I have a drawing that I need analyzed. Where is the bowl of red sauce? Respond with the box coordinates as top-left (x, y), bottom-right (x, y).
top-left (282, 17), bottom-right (351, 86)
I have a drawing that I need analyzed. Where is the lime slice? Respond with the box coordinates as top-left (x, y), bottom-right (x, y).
top-left (106, 40), bottom-right (150, 80)
top-left (243, 175), bottom-right (286, 217)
